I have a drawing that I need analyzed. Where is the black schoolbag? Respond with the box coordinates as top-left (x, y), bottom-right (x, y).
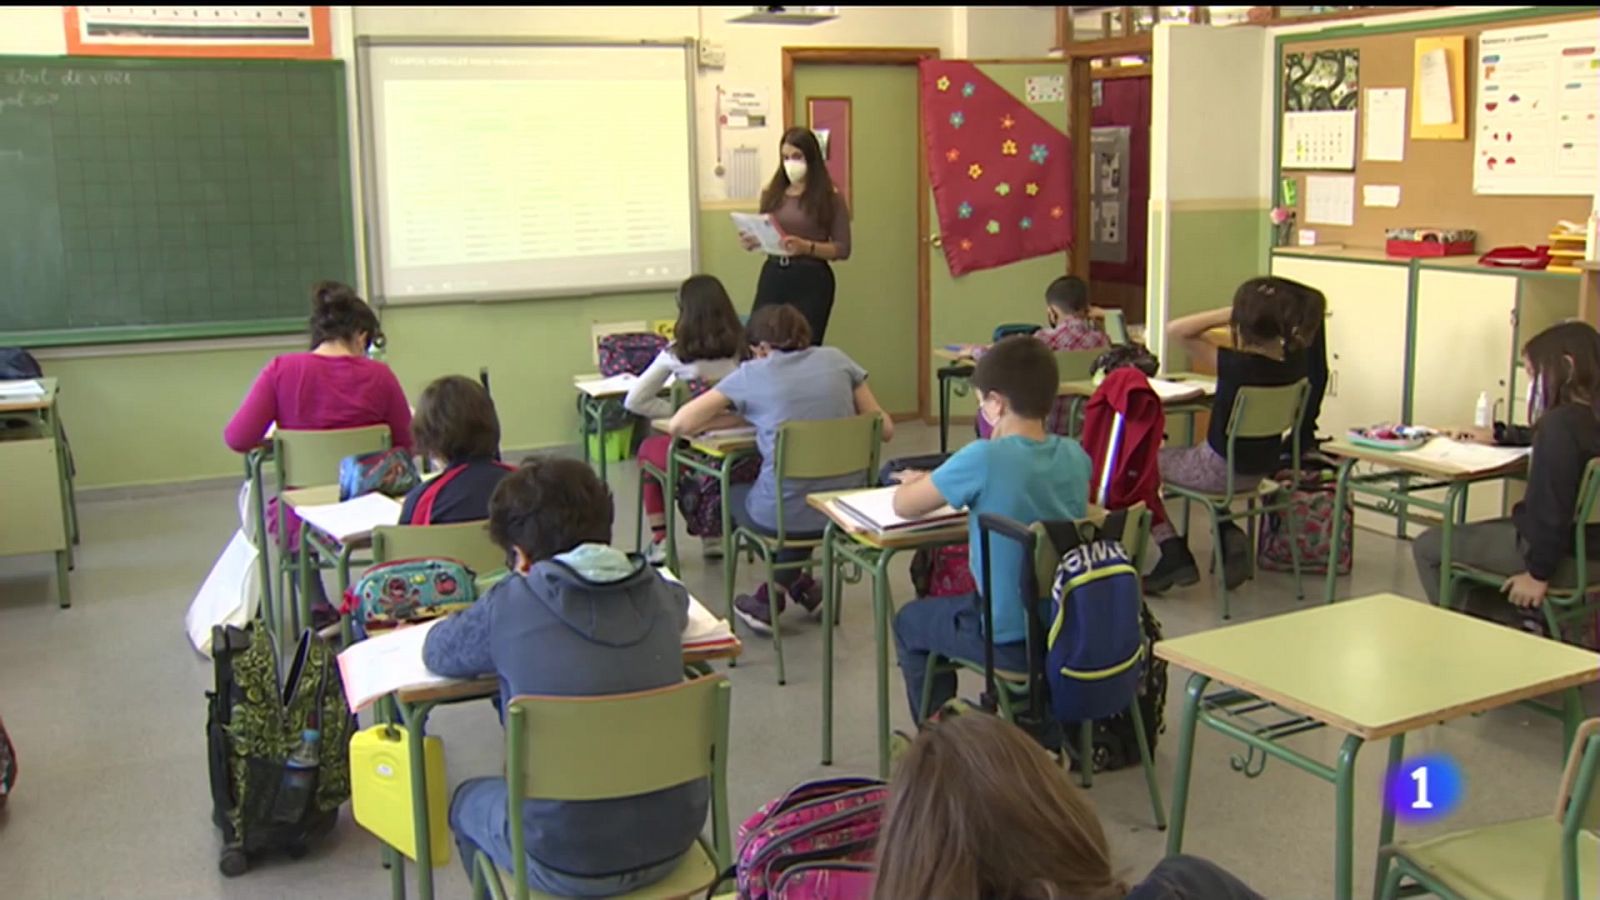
top-left (0, 347), bottom-right (43, 379)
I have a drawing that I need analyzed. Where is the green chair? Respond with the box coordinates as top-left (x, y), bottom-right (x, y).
top-left (918, 504), bottom-right (1167, 829)
top-left (1163, 380), bottom-right (1310, 620)
top-left (371, 521), bottom-right (505, 577)
top-left (469, 676), bottom-right (733, 900)
top-left (1449, 458), bottom-right (1600, 646)
top-left (1377, 717), bottom-right (1600, 900)
top-left (725, 414), bottom-right (882, 686)
top-left (1054, 348), bottom-right (1105, 437)
top-left (273, 425), bottom-right (391, 633)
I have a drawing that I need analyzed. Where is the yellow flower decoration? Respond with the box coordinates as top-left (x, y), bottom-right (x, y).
top-left (936, 76), bottom-right (951, 92)
top-left (1001, 139), bottom-right (1018, 156)
top-left (967, 163), bottom-right (984, 180)
top-left (1025, 182), bottom-right (1040, 197)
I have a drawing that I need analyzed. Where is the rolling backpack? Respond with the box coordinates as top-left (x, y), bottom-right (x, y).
top-left (721, 776), bottom-right (888, 900)
top-left (1256, 466), bottom-right (1353, 576)
top-left (598, 332), bottom-right (668, 377)
top-left (206, 624), bottom-right (354, 876)
top-left (676, 453), bottom-right (761, 539)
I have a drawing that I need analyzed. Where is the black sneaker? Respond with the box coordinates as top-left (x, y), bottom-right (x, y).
top-left (1219, 523), bottom-right (1252, 590)
top-left (788, 573), bottom-right (825, 618)
top-left (733, 584), bottom-right (785, 637)
top-left (1144, 539), bottom-right (1200, 595)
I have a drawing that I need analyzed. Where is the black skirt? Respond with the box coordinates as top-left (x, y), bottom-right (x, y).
top-left (752, 256), bottom-right (837, 346)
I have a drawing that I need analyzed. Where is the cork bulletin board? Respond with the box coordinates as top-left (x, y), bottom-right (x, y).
top-left (1274, 8), bottom-right (1596, 252)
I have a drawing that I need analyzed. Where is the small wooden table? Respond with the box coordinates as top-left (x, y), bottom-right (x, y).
top-left (1320, 437), bottom-right (1529, 605)
top-left (808, 491), bottom-right (969, 777)
top-left (0, 378), bottom-right (77, 607)
top-left (649, 420), bottom-right (759, 575)
top-left (384, 640), bottom-right (743, 900)
top-left (283, 484), bottom-right (376, 645)
top-left (932, 346), bottom-right (978, 454)
top-left (1159, 593), bottom-right (1598, 900)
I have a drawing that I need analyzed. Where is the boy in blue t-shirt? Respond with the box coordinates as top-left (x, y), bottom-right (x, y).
top-left (890, 336), bottom-right (1091, 721)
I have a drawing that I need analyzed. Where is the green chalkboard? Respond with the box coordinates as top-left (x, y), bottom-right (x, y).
top-left (0, 56), bottom-right (355, 347)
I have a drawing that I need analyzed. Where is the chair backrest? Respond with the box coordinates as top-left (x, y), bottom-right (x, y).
top-left (772, 414), bottom-right (882, 537)
top-left (371, 522), bottom-right (505, 576)
top-left (1101, 309), bottom-right (1130, 345)
top-left (1577, 459), bottom-right (1600, 526)
top-left (1055, 348), bottom-right (1103, 382)
top-left (1027, 503), bottom-right (1151, 597)
top-left (1555, 717), bottom-right (1600, 832)
top-left (993, 322), bottom-right (1040, 342)
top-left (1224, 380), bottom-right (1309, 441)
top-left (274, 425), bottom-right (391, 489)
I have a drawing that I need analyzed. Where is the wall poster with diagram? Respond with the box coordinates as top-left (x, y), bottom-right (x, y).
top-left (1089, 126), bottom-right (1130, 264)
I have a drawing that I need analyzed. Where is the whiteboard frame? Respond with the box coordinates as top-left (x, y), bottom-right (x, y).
top-left (355, 35), bottom-right (702, 306)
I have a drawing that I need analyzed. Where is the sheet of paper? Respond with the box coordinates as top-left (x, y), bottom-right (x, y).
top-left (1418, 47), bottom-right (1454, 126)
top-left (295, 493), bottom-right (402, 542)
top-left (1362, 87), bottom-right (1408, 162)
top-left (1363, 184), bottom-right (1402, 208)
top-left (1281, 110), bottom-right (1357, 170)
top-left (730, 212), bottom-right (788, 256)
top-left (658, 568), bottom-right (735, 645)
top-left (1304, 175), bottom-right (1356, 226)
top-left (698, 425), bottom-right (757, 441)
top-left (1400, 439), bottom-right (1531, 474)
top-left (1147, 378), bottom-right (1212, 403)
top-left (574, 373), bottom-right (641, 397)
top-left (0, 379), bottom-right (45, 399)
top-left (337, 619), bottom-right (452, 712)
top-left (833, 486), bottom-right (963, 533)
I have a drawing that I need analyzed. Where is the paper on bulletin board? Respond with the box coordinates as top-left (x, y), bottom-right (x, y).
top-left (1362, 88), bottom-right (1407, 162)
top-left (1362, 184), bottom-right (1401, 208)
top-left (1305, 175), bottom-right (1356, 226)
top-left (1282, 110), bottom-right (1357, 170)
top-left (1411, 36), bottom-right (1466, 140)
top-left (724, 89), bottom-right (768, 128)
top-left (1026, 74), bottom-right (1065, 104)
top-left (1473, 18), bottom-right (1600, 196)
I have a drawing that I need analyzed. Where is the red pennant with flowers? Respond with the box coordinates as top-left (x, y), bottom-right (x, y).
top-left (921, 61), bottom-right (1073, 277)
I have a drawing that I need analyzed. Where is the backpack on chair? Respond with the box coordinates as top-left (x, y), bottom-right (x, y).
top-left (597, 332), bottom-right (668, 377)
top-left (721, 776), bottom-right (887, 900)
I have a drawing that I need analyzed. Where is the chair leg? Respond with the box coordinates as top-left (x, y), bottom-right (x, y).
top-left (766, 547), bottom-right (786, 686)
top-left (1077, 720), bottom-right (1094, 789)
top-left (1128, 695), bottom-right (1167, 830)
top-left (1284, 501), bottom-right (1305, 601)
top-left (1377, 855), bottom-right (1408, 900)
top-left (1209, 508), bottom-right (1230, 620)
top-left (723, 532), bottom-right (741, 669)
top-left (634, 469), bottom-right (646, 552)
top-left (919, 655), bottom-right (943, 723)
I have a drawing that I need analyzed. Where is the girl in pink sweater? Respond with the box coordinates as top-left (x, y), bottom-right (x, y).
top-left (225, 282), bottom-right (412, 620)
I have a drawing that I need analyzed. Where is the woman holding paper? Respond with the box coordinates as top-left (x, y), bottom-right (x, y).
top-left (740, 127), bottom-right (852, 345)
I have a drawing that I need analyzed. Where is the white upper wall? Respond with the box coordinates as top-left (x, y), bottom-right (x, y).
top-left (1152, 23), bottom-right (1269, 205)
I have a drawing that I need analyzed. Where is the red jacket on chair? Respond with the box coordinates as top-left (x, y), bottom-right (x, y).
top-left (1081, 367), bottom-right (1169, 529)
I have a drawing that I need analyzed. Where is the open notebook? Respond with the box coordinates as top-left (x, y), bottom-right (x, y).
top-left (1147, 377), bottom-right (1214, 403)
top-left (1393, 438), bottom-right (1531, 474)
top-left (295, 493), bottom-right (402, 542)
top-left (0, 379), bottom-right (46, 401)
top-left (832, 486), bottom-right (964, 535)
top-left (337, 568), bottom-right (734, 712)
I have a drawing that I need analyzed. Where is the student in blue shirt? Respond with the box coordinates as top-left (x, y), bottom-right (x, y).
top-left (890, 336), bottom-right (1091, 721)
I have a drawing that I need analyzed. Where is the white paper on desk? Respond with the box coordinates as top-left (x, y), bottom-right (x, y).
top-left (574, 373), bottom-right (641, 397)
top-left (657, 567), bottom-right (735, 645)
top-left (1148, 378), bottom-right (1212, 402)
top-left (296, 493), bottom-right (402, 542)
top-left (698, 425), bottom-right (757, 441)
top-left (1418, 47), bottom-right (1454, 126)
top-left (337, 619), bottom-right (452, 712)
top-left (0, 378), bottom-right (45, 399)
top-left (834, 486), bottom-right (963, 533)
top-left (730, 212), bottom-right (789, 256)
top-left (1363, 88), bottom-right (1407, 162)
top-left (1305, 175), bottom-right (1356, 226)
top-left (1400, 439), bottom-right (1530, 474)
top-left (1363, 184), bottom-right (1402, 208)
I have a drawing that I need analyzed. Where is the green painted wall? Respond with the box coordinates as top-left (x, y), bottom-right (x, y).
top-left (1160, 206), bottom-right (1267, 368)
top-left (52, 207), bottom-right (762, 489)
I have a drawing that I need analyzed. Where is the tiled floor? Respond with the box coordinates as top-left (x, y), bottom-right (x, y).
top-left (0, 422), bottom-right (1589, 899)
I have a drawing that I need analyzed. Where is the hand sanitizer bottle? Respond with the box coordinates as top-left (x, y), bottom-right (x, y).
top-left (1474, 391), bottom-right (1492, 429)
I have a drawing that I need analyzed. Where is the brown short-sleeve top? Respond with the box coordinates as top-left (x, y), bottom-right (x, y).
top-left (766, 191), bottom-right (852, 260)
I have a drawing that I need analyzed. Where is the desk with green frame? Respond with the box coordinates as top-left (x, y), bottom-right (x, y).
top-left (574, 374), bottom-right (633, 486)
top-left (808, 491), bottom-right (970, 778)
top-left (380, 640), bottom-right (742, 900)
top-left (1320, 437), bottom-right (1529, 605)
top-left (283, 484), bottom-right (372, 645)
top-left (652, 421), bottom-right (759, 575)
top-left (0, 377), bottom-right (79, 608)
top-left (1158, 593), bottom-right (1598, 900)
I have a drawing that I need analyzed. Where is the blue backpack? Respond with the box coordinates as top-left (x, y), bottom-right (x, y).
top-left (1045, 524), bottom-right (1144, 723)
top-left (337, 448), bottom-right (420, 501)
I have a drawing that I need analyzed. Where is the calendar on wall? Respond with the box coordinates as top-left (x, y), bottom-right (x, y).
top-left (1281, 109), bottom-right (1358, 170)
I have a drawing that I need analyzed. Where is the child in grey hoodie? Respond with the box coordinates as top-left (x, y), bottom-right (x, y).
top-left (423, 457), bottom-right (706, 897)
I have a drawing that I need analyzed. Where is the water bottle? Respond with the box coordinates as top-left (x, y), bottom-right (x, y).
top-left (1474, 391), bottom-right (1492, 429)
top-left (271, 729), bottom-right (321, 824)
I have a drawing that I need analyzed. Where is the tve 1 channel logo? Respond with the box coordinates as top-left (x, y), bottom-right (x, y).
top-left (1383, 753), bottom-right (1465, 823)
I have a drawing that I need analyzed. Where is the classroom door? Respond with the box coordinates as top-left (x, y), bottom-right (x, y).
top-left (792, 64), bottom-right (921, 417)
top-left (926, 62), bottom-right (1072, 422)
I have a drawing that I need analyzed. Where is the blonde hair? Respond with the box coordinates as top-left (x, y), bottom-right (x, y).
top-left (872, 714), bottom-right (1127, 900)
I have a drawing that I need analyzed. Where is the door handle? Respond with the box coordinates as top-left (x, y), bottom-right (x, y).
top-left (928, 234), bottom-right (943, 249)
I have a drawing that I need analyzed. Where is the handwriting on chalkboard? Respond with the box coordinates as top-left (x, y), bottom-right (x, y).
top-left (0, 90), bottom-right (60, 115)
top-left (3, 67), bottom-right (135, 88)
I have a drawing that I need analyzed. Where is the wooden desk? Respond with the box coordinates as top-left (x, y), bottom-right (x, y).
top-left (386, 640), bottom-right (742, 900)
top-left (649, 420), bottom-right (759, 575)
top-left (573, 373), bottom-right (638, 486)
top-left (0, 378), bottom-right (77, 607)
top-left (1320, 437), bottom-right (1528, 605)
top-left (809, 490), bottom-right (969, 777)
top-left (283, 484), bottom-right (377, 646)
top-left (1158, 593), bottom-right (1598, 900)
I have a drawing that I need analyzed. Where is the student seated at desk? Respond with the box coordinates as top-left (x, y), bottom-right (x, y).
top-left (1144, 278), bottom-right (1319, 594)
top-left (1414, 320), bottom-right (1600, 624)
top-left (421, 457), bottom-right (704, 898)
top-left (224, 281), bottom-right (412, 619)
top-left (889, 337), bottom-right (1089, 721)
top-left (974, 275), bottom-right (1110, 440)
top-left (400, 375), bottom-right (511, 525)
top-left (668, 303), bottom-right (893, 635)
top-left (873, 713), bottom-right (1264, 900)
top-left (627, 275), bottom-right (747, 564)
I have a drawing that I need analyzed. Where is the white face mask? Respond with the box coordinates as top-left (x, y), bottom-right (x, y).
top-left (783, 159), bottom-right (808, 184)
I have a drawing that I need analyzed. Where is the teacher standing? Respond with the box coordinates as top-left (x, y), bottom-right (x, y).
top-left (743, 127), bottom-right (852, 346)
